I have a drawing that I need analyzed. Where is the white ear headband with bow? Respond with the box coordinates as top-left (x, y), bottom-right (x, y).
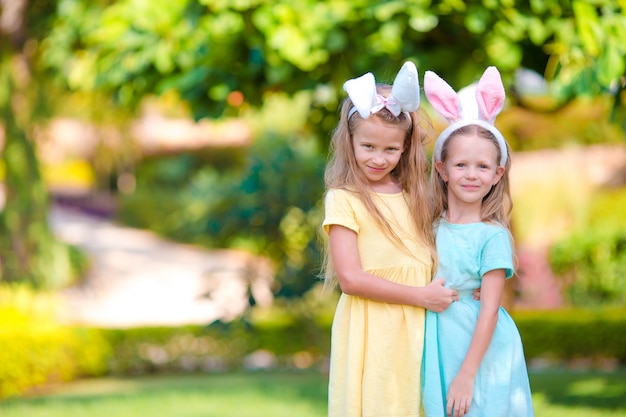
top-left (343, 61), bottom-right (421, 120)
top-left (424, 66), bottom-right (508, 166)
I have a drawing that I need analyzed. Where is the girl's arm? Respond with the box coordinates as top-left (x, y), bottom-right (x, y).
top-left (445, 268), bottom-right (505, 417)
top-left (329, 225), bottom-right (458, 312)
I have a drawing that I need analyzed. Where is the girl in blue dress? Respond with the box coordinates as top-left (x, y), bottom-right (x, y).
top-left (421, 66), bottom-right (534, 417)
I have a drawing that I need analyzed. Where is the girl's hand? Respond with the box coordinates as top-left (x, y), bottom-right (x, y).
top-left (422, 278), bottom-right (459, 312)
top-left (446, 371), bottom-right (474, 417)
top-left (472, 287), bottom-right (481, 300)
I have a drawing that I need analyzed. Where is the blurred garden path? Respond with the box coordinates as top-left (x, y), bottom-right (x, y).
top-left (50, 204), bottom-right (273, 328)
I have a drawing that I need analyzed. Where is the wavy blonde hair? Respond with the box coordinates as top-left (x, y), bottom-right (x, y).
top-left (322, 84), bottom-right (437, 290)
top-left (431, 124), bottom-right (513, 228)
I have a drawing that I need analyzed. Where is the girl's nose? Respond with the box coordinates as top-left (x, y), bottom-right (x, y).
top-left (465, 167), bottom-right (477, 178)
top-left (371, 152), bottom-right (385, 165)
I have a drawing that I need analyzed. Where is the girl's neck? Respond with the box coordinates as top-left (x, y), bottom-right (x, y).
top-left (370, 179), bottom-right (402, 194)
top-left (444, 203), bottom-right (481, 224)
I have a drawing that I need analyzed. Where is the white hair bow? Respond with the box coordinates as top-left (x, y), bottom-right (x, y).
top-left (344, 61), bottom-right (421, 119)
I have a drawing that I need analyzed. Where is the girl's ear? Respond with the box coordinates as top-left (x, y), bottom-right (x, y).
top-left (493, 165), bottom-right (505, 185)
top-left (435, 160), bottom-right (448, 181)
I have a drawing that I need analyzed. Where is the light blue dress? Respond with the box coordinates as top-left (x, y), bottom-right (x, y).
top-left (422, 219), bottom-right (534, 417)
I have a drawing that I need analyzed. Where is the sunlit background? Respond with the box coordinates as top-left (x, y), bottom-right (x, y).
top-left (0, 1), bottom-right (625, 416)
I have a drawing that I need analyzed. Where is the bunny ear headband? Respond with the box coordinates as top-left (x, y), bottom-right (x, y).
top-left (343, 61), bottom-right (421, 120)
top-left (424, 66), bottom-right (508, 166)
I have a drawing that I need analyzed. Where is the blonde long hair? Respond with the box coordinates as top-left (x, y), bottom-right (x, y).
top-left (322, 84), bottom-right (437, 290)
top-left (431, 124), bottom-right (513, 228)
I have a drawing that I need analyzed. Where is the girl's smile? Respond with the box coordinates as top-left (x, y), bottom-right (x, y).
top-left (461, 185), bottom-right (480, 192)
top-left (368, 165), bottom-right (386, 173)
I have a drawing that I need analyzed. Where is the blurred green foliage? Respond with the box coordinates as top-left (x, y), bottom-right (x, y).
top-left (549, 189), bottom-right (626, 306)
top-left (0, 0), bottom-right (92, 289)
top-left (94, 304), bottom-right (626, 372)
top-left (514, 307), bottom-right (626, 364)
top-left (498, 97), bottom-right (626, 152)
top-left (43, 0), bottom-right (626, 134)
top-left (100, 291), bottom-right (335, 375)
top-left (0, 73), bottom-right (83, 288)
top-left (117, 133), bottom-right (325, 297)
top-left (100, 324), bottom-right (252, 375)
top-left (0, 285), bottom-right (110, 399)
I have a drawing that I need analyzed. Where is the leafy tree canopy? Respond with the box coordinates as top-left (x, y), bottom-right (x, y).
top-left (43, 0), bottom-right (626, 130)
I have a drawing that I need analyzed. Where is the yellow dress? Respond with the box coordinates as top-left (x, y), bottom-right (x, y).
top-left (323, 189), bottom-right (432, 417)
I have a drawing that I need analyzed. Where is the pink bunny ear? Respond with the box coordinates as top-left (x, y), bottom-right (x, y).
top-left (424, 71), bottom-right (461, 123)
top-left (475, 66), bottom-right (505, 123)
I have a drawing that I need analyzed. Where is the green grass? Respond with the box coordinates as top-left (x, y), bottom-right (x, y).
top-left (1, 369), bottom-right (625, 417)
top-left (529, 368), bottom-right (626, 417)
top-left (0, 371), bottom-right (327, 417)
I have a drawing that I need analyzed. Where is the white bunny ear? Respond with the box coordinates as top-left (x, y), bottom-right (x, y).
top-left (476, 66), bottom-right (505, 123)
top-left (457, 85), bottom-right (479, 119)
top-left (391, 61), bottom-right (420, 112)
top-left (343, 72), bottom-right (377, 118)
top-left (424, 70), bottom-right (461, 123)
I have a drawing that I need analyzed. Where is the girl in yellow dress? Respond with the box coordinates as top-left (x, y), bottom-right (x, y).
top-left (322, 62), bottom-right (459, 417)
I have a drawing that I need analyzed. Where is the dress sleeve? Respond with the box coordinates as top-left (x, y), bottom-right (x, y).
top-left (479, 228), bottom-right (514, 279)
top-left (322, 189), bottom-right (359, 235)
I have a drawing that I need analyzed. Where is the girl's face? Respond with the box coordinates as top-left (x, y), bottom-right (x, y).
top-left (352, 117), bottom-right (406, 192)
top-left (436, 133), bottom-right (505, 210)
